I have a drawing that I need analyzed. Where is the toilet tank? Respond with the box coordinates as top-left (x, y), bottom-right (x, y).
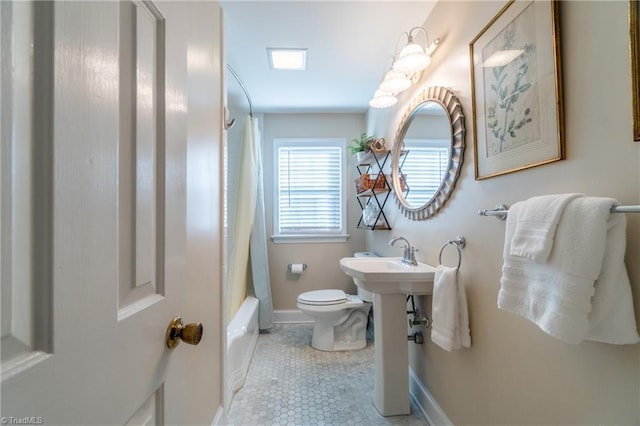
top-left (353, 252), bottom-right (377, 302)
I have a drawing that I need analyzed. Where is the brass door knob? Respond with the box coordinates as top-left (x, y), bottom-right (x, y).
top-left (165, 316), bottom-right (203, 349)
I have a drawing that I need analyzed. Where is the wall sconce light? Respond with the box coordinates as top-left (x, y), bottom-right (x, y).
top-left (369, 57), bottom-right (401, 109)
top-left (379, 69), bottom-right (412, 94)
top-left (369, 89), bottom-right (398, 108)
top-left (369, 27), bottom-right (440, 109)
top-left (393, 27), bottom-right (437, 74)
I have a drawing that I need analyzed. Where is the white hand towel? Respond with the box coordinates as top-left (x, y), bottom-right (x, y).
top-left (431, 265), bottom-right (471, 351)
top-left (498, 197), bottom-right (640, 344)
top-left (510, 193), bottom-right (582, 262)
top-left (587, 212), bottom-right (640, 344)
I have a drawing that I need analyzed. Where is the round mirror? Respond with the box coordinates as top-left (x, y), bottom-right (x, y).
top-left (391, 86), bottom-right (465, 220)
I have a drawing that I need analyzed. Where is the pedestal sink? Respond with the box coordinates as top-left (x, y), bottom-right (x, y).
top-left (339, 256), bottom-right (435, 417)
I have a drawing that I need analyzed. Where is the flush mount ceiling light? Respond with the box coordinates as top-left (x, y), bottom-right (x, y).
top-left (267, 48), bottom-right (308, 70)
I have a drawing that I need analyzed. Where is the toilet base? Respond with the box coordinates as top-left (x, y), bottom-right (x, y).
top-left (308, 306), bottom-right (371, 352)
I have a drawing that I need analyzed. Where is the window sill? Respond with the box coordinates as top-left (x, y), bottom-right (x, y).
top-left (271, 234), bottom-right (350, 244)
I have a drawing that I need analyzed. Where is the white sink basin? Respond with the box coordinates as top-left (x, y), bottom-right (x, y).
top-left (339, 256), bottom-right (435, 295)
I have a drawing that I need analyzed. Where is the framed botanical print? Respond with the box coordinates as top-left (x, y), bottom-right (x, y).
top-left (470, 0), bottom-right (564, 179)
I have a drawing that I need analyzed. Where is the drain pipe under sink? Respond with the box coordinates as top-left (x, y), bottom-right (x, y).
top-left (406, 295), bottom-right (429, 344)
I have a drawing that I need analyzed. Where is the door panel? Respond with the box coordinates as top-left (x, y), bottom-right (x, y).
top-left (1, 0), bottom-right (54, 381)
top-left (118, 0), bottom-right (166, 319)
top-left (125, 387), bottom-right (163, 426)
top-left (1, 1), bottom-right (222, 424)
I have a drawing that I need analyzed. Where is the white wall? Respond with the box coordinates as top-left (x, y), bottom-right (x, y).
top-left (262, 113), bottom-right (368, 310)
top-left (366, 1), bottom-right (640, 424)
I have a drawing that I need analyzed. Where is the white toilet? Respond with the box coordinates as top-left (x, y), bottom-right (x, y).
top-left (296, 252), bottom-right (376, 351)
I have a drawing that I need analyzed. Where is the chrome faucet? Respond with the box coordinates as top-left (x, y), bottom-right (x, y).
top-left (389, 236), bottom-right (418, 266)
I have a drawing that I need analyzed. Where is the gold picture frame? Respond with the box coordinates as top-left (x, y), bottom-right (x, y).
top-left (631, 0), bottom-right (640, 141)
top-left (470, 0), bottom-right (564, 180)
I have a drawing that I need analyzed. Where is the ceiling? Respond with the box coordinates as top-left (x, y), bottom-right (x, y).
top-left (220, 1), bottom-right (437, 114)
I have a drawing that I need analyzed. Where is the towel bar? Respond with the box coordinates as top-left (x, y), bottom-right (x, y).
top-left (478, 203), bottom-right (640, 220)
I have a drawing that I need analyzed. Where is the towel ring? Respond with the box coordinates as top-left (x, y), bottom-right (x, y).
top-left (438, 235), bottom-right (466, 271)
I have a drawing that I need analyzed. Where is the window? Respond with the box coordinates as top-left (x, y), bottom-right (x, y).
top-left (402, 139), bottom-right (450, 206)
top-left (272, 138), bottom-right (347, 243)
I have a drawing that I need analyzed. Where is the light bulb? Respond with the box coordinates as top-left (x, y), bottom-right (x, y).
top-left (369, 90), bottom-right (397, 108)
top-left (379, 70), bottom-right (411, 94)
top-left (393, 43), bottom-right (430, 74)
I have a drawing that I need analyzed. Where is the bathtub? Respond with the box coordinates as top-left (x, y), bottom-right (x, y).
top-left (226, 296), bottom-right (259, 401)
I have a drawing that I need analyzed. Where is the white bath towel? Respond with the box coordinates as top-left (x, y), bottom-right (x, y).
top-left (431, 265), bottom-right (471, 351)
top-left (509, 193), bottom-right (582, 262)
top-left (587, 212), bottom-right (640, 344)
top-left (498, 197), bottom-right (640, 344)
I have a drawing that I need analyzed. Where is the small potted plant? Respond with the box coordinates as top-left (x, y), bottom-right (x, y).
top-left (348, 132), bottom-right (374, 162)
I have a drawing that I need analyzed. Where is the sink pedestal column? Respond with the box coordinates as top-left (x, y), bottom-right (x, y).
top-left (372, 293), bottom-right (410, 416)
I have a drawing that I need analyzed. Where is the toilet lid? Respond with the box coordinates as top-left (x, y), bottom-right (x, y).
top-left (297, 289), bottom-right (348, 306)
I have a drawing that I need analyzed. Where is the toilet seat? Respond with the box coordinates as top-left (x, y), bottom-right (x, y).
top-left (297, 289), bottom-right (347, 306)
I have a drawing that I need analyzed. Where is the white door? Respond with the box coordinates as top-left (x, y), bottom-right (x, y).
top-left (1, 1), bottom-right (223, 424)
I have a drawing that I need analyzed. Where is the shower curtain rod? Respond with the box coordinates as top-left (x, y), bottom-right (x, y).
top-left (227, 64), bottom-right (254, 118)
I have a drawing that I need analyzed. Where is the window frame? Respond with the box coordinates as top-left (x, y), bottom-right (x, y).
top-left (271, 138), bottom-right (348, 244)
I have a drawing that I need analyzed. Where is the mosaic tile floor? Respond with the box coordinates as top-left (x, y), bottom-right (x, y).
top-left (227, 324), bottom-right (428, 426)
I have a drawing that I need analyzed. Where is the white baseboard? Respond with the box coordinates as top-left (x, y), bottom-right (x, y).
top-left (273, 309), bottom-right (314, 324)
top-left (409, 367), bottom-right (453, 426)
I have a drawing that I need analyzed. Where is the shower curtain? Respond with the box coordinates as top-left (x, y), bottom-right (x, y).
top-left (227, 116), bottom-right (273, 329)
top-left (250, 139), bottom-right (274, 330)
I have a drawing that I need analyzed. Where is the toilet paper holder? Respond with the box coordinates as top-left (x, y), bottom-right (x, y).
top-left (287, 263), bottom-right (307, 271)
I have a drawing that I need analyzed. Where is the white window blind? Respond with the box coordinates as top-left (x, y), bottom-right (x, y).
top-left (402, 139), bottom-right (450, 206)
top-left (273, 139), bottom-right (347, 243)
